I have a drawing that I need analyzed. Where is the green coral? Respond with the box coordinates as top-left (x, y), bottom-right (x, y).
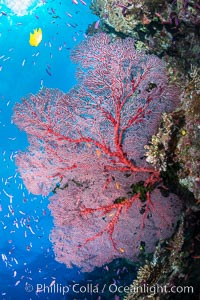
top-left (128, 181), bottom-right (154, 202)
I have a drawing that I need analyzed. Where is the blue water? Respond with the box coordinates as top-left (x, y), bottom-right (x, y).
top-left (0, 1), bottom-right (98, 299)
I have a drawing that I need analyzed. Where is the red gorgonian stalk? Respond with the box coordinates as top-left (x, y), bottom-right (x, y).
top-left (13, 33), bottom-right (182, 271)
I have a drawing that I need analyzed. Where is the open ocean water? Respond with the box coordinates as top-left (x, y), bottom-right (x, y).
top-left (0, 1), bottom-right (97, 299)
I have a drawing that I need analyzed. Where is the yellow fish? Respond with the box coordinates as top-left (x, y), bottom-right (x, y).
top-left (29, 28), bottom-right (42, 47)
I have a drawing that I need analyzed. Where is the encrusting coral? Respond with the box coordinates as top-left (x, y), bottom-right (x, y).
top-left (175, 67), bottom-right (200, 200)
top-left (123, 221), bottom-right (185, 300)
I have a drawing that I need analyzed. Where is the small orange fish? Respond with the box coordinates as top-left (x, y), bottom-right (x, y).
top-left (29, 28), bottom-right (42, 47)
top-left (96, 149), bottom-right (101, 157)
top-left (119, 247), bottom-right (125, 253)
top-left (115, 182), bottom-right (120, 190)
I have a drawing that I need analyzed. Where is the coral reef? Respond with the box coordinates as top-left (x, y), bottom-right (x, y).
top-left (144, 110), bottom-right (185, 172)
top-left (145, 67), bottom-right (200, 201)
top-left (123, 220), bottom-right (185, 300)
top-left (90, 0), bottom-right (200, 77)
top-left (90, 0), bottom-right (169, 37)
top-left (128, 67), bottom-right (200, 300)
top-left (175, 67), bottom-right (200, 200)
top-left (91, 0), bottom-right (200, 34)
top-left (123, 208), bottom-right (200, 300)
top-left (88, 1), bottom-right (200, 297)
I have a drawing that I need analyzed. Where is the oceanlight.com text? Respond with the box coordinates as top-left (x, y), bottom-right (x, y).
top-left (30, 283), bottom-right (194, 296)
